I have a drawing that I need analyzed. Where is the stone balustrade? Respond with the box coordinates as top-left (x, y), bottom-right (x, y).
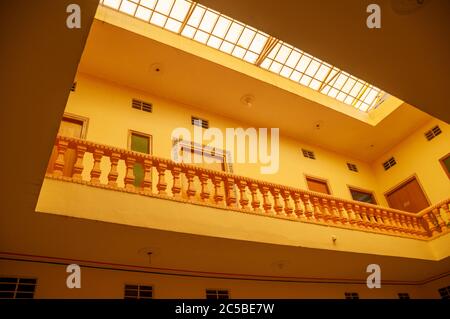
top-left (46, 135), bottom-right (450, 240)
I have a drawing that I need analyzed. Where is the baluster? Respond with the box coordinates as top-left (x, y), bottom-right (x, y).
top-left (402, 215), bottom-right (413, 234)
top-left (282, 189), bottom-right (293, 217)
top-left (260, 185), bottom-right (272, 214)
top-left (212, 176), bottom-right (224, 205)
top-left (90, 148), bottom-right (104, 184)
top-left (414, 216), bottom-right (428, 237)
top-left (382, 210), bottom-right (393, 232)
top-left (198, 172), bottom-right (210, 202)
top-left (409, 216), bottom-right (420, 236)
top-left (360, 207), bottom-right (370, 229)
top-left (107, 152), bottom-right (120, 187)
top-left (53, 139), bottom-right (69, 177)
top-left (398, 214), bottom-right (409, 234)
top-left (433, 207), bottom-right (446, 231)
top-left (249, 183), bottom-right (261, 212)
top-left (72, 144), bottom-right (87, 181)
top-left (388, 212), bottom-right (399, 233)
top-left (338, 202), bottom-right (349, 225)
top-left (225, 177), bottom-right (237, 207)
top-left (394, 213), bottom-right (404, 233)
top-left (237, 180), bottom-right (249, 210)
top-left (441, 203), bottom-right (450, 225)
top-left (329, 200), bottom-right (341, 225)
top-left (124, 156), bottom-right (136, 191)
top-left (400, 214), bottom-right (410, 234)
top-left (368, 208), bottom-right (378, 231)
top-left (291, 192), bottom-right (304, 219)
top-left (422, 212), bottom-right (438, 236)
top-left (271, 188), bottom-right (284, 216)
top-left (321, 198), bottom-right (331, 222)
top-left (171, 166), bottom-right (182, 198)
top-left (346, 204), bottom-right (357, 226)
top-left (142, 159), bottom-right (152, 193)
top-left (185, 169), bottom-right (196, 200)
top-left (405, 216), bottom-right (416, 236)
top-left (312, 196), bottom-right (323, 222)
top-left (301, 194), bottom-right (313, 220)
top-left (374, 209), bottom-right (385, 232)
top-left (354, 205), bottom-right (363, 228)
top-left (156, 162), bottom-right (168, 195)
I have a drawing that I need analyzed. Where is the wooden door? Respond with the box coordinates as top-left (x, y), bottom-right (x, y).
top-left (386, 177), bottom-right (429, 213)
top-left (47, 116), bottom-right (85, 176)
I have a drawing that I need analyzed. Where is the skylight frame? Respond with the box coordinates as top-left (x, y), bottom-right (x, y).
top-left (99, 0), bottom-right (387, 112)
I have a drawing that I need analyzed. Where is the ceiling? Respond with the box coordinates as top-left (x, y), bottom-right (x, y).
top-left (78, 19), bottom-right (432, 162)
top-left (197, 0), bottom-right (450, 123)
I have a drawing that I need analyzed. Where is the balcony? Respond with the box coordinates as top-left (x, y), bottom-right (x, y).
top-left (39, 135), bottom-right (450, 242)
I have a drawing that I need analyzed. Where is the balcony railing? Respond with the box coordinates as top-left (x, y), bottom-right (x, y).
top-left (45, 135), bottom-right (450, 240)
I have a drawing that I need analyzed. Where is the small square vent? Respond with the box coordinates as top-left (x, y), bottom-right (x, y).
top-left (191, 116), bottom-right (209, 129)
top-left (302, 149), bottom-right (316, 160)
top-left (383, 157), bottom-right (397, 171)
top-left (424, 125), bottom-right (442, 141)
top-left (132, 99), bottom-right (152, 113)
top-left (347, 163), bottom-right (358, 172)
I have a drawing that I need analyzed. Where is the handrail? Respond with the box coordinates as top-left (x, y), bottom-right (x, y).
top-left (46, 135), bottom-right (450, 240)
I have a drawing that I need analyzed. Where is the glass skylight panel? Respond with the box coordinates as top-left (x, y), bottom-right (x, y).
top-left (135, 6), bottom-right (152, 21)
top-left (225, 23), bottom-right (243, 43)
top-left (103, 0), bottom-right (121, 9)
top-left (155, 0), bottom-right (173, 15)
top-left (170, 0), bottom-right (190, 21)
top-left (99, 0), bottom-right (387, 112)
top-left (119, 0), bottom-right (137, 15)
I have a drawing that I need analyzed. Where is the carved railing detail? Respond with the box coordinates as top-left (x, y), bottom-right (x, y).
top-left (46, 136), bottom-right (450, 240)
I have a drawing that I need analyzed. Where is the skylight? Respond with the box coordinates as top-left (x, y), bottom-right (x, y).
top-left (100, 0), bottom-right (387, 112)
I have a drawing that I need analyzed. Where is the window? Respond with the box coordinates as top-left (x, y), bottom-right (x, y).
top-left (0, 277), bottom-right (37, 299)
top-left (124, 284), bottom-right (153, 299)
top-left (440, 154), bottom-right (450, 179)
top-left (302, 149), bottom-right (315, 160)
top-left (132, 98), bottom-right (152, 113)
top-left (191, 116), bottom-right (209, 129)
top-left (306, 176), bottom-right (330, 194)
top-left (349, 187), bottom-right (376, 204)
top-left (424, 125), bottom-right (442, 141)
top-left (347, 163), bottom-right (358, 172)
top-left (128, 131), bottom-right (152, 187)
top-left (344, 292), bottom-right (359, 299)
top-left (382, 157), bottom-right (397, 171)
top-left (206, 289), bottom-right (229, 299)
top-left (438, 286), bottom-right (450, 299)
top-left (398, 293), bottom-right (410, 299)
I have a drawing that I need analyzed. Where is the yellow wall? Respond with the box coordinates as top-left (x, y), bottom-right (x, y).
top-left (372, 118), bottom-right (450, 205)
top-left (64, 72), bottom-right (449, 208)
top-left (1, 259), bottom-right (446, 299)
top-left (65, 72), bottom-right (384, 203)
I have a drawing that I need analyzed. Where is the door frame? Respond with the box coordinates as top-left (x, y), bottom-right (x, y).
top-left (347, 185), bottom-right (378, 205)
top-left (127, 130), bottom-right (153, 155)
top-left (383, 174), bottom-right (431, 209)
top-left (439, 153), bottom-right (450, 179)
top-left (304, 174), bottom-right (332, 195)
top-left (61, 112), bottom-right (89, 139)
